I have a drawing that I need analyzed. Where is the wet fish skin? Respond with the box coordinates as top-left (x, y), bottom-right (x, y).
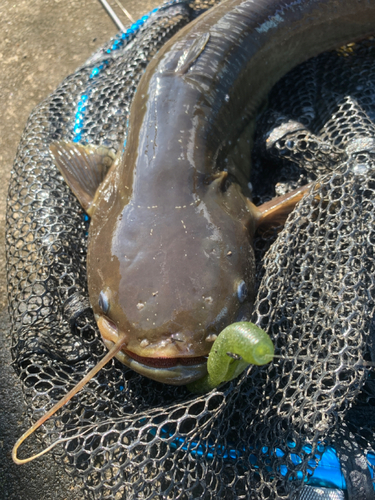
top-left (52, 0), bottom-right (375, 384)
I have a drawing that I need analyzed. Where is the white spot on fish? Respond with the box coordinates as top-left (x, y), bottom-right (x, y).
top-left (140, 339), bottom-right (150, 347)
top-left (137, 302), bottom-right (145, 310)
top-left (159, 338), bottom-right (172, 347)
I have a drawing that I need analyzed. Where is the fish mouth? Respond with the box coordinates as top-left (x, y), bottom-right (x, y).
top-left (102, 339), bottom-right (208, 385)
top-left (96, 316), bottom-right (208, 385)
top-left (123, 349), bottom-right (208, 368)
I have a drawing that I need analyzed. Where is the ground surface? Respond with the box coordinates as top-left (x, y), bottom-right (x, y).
top-left (0, 1), bottom-right (159, 498)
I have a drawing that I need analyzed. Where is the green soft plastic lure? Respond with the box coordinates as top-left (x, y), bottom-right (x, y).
top-left (188, 322), bottom-right (274, 393)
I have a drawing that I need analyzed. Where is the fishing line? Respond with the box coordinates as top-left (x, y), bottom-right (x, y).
top-left (227, 352), bottom-right (375, 370)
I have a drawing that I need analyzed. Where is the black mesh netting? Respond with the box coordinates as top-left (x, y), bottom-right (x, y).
top-left (5, 0), bottom-right (375, 498)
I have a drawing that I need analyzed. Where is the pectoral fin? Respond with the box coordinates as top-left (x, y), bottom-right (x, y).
top-left (247, 183), bottom-right (313, 232)
top-left (50, 141), bottom-right (116, 214)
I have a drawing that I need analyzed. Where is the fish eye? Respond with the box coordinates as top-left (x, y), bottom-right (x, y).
top-left (237, 280), bottom-right (248, 303)
top-left (98, 290), bottom-right (110, 314)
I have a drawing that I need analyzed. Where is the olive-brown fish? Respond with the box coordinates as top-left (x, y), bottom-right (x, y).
top-left (50, 0), bottom-right (375, 386)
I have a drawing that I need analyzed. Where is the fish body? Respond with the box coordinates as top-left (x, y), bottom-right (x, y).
top-left (51, 0), bottom-right (375, 385)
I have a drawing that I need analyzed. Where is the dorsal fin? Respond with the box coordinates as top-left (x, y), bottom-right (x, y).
top-left (175, 32), bottom-right (210, 75)
top-left (50, 141), bottom-right (116, 213)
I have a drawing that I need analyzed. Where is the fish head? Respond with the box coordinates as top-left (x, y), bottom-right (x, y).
top-left (87, 172), bottom-right (255, 385)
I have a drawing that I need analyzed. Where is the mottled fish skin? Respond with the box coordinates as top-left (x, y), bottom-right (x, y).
top-left (60, 0), bottom-right (375, 384)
